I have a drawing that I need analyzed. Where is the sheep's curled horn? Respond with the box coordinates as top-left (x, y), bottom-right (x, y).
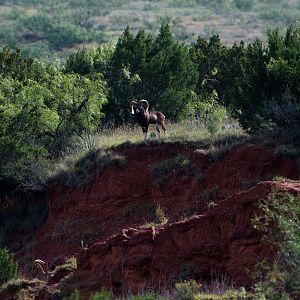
top-left (130, 100), bottom-right (138, 114)
top-left (139, 99), bottom-right (149, 112)
top-left (130, 99), bottom-right (149, 114)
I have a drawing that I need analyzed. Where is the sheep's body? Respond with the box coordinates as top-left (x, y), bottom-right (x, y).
top-left (131, 100), bottom-right (166, 139)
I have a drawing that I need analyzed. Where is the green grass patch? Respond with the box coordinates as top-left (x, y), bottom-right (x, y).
top-left (0, 278), bottom-right (44, 294)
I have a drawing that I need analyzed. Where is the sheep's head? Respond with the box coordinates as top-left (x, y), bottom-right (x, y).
top-left (130, 99), bottom-right (149, 115)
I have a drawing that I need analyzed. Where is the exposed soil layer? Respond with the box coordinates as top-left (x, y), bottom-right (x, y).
top-left (8, 143), bottom-right (300, 298)
top-left (72, 181), bottom-right (300, 297)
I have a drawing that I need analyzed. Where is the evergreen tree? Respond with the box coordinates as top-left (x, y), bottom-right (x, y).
top-left (102, 26), bottom-right (137, 125)
top-left (103, 23), bottom-right (198, 124)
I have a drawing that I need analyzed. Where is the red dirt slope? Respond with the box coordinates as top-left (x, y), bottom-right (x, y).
top-left (68, 181), bottom-right (300, 297)
top-left (13, 142), bottom-right (299, 298)
top-left (32, 144), bottom-right (298, 262)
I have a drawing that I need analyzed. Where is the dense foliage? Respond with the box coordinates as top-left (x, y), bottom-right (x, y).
top-left (0, 248), bottom-right (18, 287)
top-left (191, 25), bottom-right (300, 130)
top-left (0, 22), bottom-right (299, 189)
top-left (0, 47), bottom-right (107, 187)
top-left (0, 22), bottom-right (299, 188)
top-left (66, 23), bottom-right (300, 131)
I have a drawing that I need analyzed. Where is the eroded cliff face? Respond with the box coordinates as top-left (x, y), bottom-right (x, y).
top-left (61, 181), bottom-right (299, 297)
top-left (7, 143), bottom-right (299, 299)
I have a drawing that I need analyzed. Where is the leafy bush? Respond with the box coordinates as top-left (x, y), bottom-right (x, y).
top-left (0, 47), bottom-right (108, 187)
top-left (189, 91), bottom-right (230, 134)
top-left (52, 257), bottom-right (77, 274)
top-left (253, 193), bottom-right (300, 298)
top-left (194, 288), bottom-right (247, 299)
top-left (0, 248), bottom-right (18, 287)
top-left (154, 205), bottom-right (168, 225)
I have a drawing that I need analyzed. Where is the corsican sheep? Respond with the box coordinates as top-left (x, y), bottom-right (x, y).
top-left (130, 99), bottom-right (166, 140)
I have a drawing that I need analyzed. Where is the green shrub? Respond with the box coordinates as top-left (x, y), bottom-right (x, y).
top-left (65, 48), bottom-right (94, 75)
top-left (141, 205), bottom-right (169, 228)
top-left (154, 205), bottom-right (168, 225)
top-left (174, 279), bottom-right (203, 300)
top-left (194, 288), bottom-right (247, 299)
top-left (0, 248), bottom-right (18, 287)
top-left (0, 47), bottom-right (108, 187)
top-left (53, 257), bottom-right (77, 274)
top-left (253, 193), bottom-right (300, 298)
top-left (188, 91), bottom-right (230, 135)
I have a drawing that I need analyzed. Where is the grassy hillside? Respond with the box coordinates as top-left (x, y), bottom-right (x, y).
top-left (0, 0), bottom-right (299, 58)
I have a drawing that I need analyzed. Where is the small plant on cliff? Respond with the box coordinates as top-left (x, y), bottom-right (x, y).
top-left (140, 205), bottom-right (169, 228)
top-left (253, 193), bottom-right (300, 298)
top-left (174, 279), bottom-right (203, 300)
top-left (0, 248), bottom-right (18, 287)
top-left (154, 205), bottom-right (168, 225)
top-left (52, 256), bottom-right (77, 276)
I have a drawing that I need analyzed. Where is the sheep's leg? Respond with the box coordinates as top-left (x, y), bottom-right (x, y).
top-left (161, 122), bottom-right (166, 136)
top-left (142, 126), bottom-right (148, 141)
top-left (156, 125), bottom-right (161, 139)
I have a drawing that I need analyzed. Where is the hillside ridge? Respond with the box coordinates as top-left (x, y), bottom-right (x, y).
top-left (2, 142), bottom-right (300, 299)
